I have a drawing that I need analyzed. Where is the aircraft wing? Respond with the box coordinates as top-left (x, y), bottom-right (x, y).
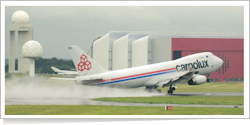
top-left (50, 77), bottom-right (76, 81)
top-left (57, 72), bottom-right (78, 75)
top-left (158, 71), bottom-right (194, 88)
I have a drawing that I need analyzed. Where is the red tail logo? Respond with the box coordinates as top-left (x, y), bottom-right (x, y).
top-left (78, 54), bottom-right (92, 71)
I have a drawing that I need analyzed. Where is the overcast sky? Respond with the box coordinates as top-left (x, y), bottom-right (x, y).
top-left (4, 5), bottom-right (244, 59)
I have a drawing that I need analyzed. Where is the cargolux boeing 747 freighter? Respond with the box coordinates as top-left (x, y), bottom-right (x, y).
top-left (53, 45), bottom-right (223, 94)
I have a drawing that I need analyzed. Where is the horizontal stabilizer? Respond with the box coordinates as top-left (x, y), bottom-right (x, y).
top-left (50, 77), bottom-right (76, 81)
top-left (80, 78), bottom-right (104, 85)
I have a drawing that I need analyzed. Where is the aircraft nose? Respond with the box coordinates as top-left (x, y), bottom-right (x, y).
top-left (217, 57), bottom-right (223, 67)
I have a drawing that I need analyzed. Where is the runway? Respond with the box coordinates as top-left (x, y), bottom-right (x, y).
top-left (5, 78), bottom-right (244, 108)
top-left (158, 92), bottom-right (244, 97)
top-left (5, 92), bottom-right (244, 108)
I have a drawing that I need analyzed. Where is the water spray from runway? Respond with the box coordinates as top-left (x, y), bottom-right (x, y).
top-left (5, 77), bottom-right (163, 101)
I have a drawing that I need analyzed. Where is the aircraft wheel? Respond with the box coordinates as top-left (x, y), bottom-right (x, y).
top-left (157, 89), bottom-right (161, 93)
top-left (168, 90), bottom-right (173, 94)
top-left (144, 89), bottom-right (152, 92)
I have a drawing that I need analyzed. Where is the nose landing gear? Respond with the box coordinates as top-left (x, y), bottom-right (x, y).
top-left (207, 74), bottom-right (212, 82)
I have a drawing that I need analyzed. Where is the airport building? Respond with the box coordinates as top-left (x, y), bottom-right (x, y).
top-left (9, 10), bottom-right (33, 74)
top-left (92, 32), bottom-right (129, 71)
top-left (8, 10), bottom-right (42, 76)
top-left (171, 38), bottom-right (243, 82)
top-left (113, 33), bottom-right (148, 70)
top-left (92, 31), bottom-right (244, 82)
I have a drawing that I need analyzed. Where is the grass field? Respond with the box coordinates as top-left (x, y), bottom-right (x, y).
top-left (160, 82), bottom-right (244, 92)
top-left (93, 96), bottom-right (244, 105)
top-left (5, 105), bottom-right (243, 115)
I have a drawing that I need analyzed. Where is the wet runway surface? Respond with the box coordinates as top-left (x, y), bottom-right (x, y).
top-left (5, 92), bottom-right (244, 108)
top-left (159, 92), bottom-right (244, 97)
top-left (5, 77), bottom-right (244, 108)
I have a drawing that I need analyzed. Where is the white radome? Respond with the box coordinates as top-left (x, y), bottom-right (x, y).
top-left (22, 40), bottom-right (43, 58)
top-left (12, 10), bottom-right (29, 23)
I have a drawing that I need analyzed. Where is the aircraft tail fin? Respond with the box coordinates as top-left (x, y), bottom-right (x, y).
top-left (68, 45), bottom-right (107, 76)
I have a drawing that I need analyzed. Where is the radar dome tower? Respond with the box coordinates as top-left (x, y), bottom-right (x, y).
top-left (22, 40), bottom-right (43, 76)
top-left (9, 10), bottom-right (33, 74)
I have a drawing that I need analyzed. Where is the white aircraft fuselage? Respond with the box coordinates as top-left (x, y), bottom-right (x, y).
top-left (75, 52), bottom-right (223, 88)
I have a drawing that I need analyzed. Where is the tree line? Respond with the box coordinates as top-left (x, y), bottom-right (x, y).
top-left (5, 57), bottom-right (75, 74)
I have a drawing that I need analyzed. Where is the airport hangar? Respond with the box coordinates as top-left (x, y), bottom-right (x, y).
top-left (90, 32), bottom-right (243, 82)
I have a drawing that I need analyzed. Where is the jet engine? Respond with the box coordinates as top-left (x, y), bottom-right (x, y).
top-left (188, 75), bottom-right (207, 85)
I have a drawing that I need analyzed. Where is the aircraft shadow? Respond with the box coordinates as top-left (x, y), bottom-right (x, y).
top-left (168, 94), bottom-right (205, 96)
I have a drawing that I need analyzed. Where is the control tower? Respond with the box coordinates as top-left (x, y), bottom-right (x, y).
top-left (9, 10), bottom-right (33, 74)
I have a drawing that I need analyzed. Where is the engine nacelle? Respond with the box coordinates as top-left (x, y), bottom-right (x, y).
top-left (188, 75), bottom-right (207, 85)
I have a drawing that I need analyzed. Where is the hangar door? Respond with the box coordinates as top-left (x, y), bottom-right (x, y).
top-left (173, 51), bottom-right (182, 60)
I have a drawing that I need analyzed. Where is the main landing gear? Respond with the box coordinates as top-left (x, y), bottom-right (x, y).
top-left (168, 84), bottom-right (176, 94)
top-left (207, 74), bottom-right (212, 82)
top-left (145, 86), bottom-right (161, 93)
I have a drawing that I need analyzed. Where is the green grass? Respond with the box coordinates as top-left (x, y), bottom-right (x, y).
top-left (160, 82), bottom-right (244, 92)
top-left (5, 105), bottom-right (243, 115)
top-left (8, 73), bottom-right (28, 78)
top-left (5, 73), bottom-right (12, 78)
top-left (93, 96), bottom-right (244, 105)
